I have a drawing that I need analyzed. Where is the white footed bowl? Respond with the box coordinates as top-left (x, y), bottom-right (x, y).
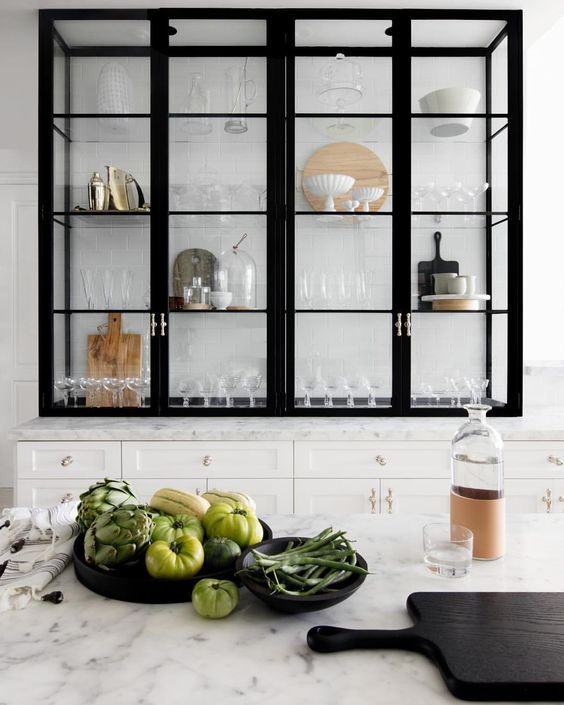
top-left (211, 291), bottom-right (233, 310)
top-left (352, 187), bottom-right (385, 201)
top-left (303, 173), bottom-right (355, 197)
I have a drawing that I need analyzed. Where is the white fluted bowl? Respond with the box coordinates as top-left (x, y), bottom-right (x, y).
top-left (303, 173), bottom-right (355, 212)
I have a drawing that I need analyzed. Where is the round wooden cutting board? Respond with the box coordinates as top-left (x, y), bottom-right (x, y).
top-left (303, 141), bottom-right (389, 212)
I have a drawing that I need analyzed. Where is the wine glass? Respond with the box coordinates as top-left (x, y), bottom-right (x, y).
top-left (80, 269), bottom-right (97, 310)
top-left (218, 374), bottom-right (240, 408)
top-left (54, 377), bottom-right (74, 408)
top-left (323, 375), bottom-right (342, 408)
top-left (242, 374), bottom-right (263, 408)
top-left (366, 376), bottom-right (382, 408)
top-left (178, 378), bottom-right (198, 408)
top-left (297, 374), bottom-right (321, 408)
top-left (199, 375), bottom-right (217, 408)
top-left (102, 377), bottom-right (126, 408)
top-left (342, 375), bottom-right (367, 408)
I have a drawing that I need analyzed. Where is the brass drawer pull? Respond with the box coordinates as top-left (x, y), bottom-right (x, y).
top-left (548, 455), bottom-right (564, 466)
top-left (375, 455), bottom-right (387, 466)
top-left (368, 488), bottom-right (377, 514)
top-left (385, 488), bottom-right (393, 514)
top-left (542, 488), bottom-right (553, 513)
top-left (60, 456), bottom-right (74, 467)
top-left (202, 455), bottom-right (213, 467)
top-left (60, 493), bottom-right (74, 503)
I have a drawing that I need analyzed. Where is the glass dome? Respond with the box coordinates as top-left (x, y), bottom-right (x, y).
top-left (317, 53), bottom-right (364, 109)
top-left (214, 233), bottom-right (257, 310)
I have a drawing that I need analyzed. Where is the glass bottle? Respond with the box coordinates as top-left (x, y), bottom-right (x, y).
top-left (182, 73), bottom-right (212, 135)
top-left (450, 404), bottom-right (505, 560)
top-left (183, 276), bottom-right (211, 309)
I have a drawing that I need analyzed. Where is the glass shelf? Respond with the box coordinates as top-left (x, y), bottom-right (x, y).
top-left (54, 309), bottom-right (150, 314)
top-left (53, 211), bottom-right (150, 226)
top-left (54, 116), bottom-right (150, 143)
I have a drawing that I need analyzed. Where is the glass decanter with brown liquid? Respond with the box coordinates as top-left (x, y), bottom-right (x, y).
top-left (450, 404), bottom-right (505, 560)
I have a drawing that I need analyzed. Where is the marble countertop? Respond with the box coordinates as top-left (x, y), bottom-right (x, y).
top-left (1, 513), bottom-right (563, 705)
top-left (9, 410), bottom-right (564, 441)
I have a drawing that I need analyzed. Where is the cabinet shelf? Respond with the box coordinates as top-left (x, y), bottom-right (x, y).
top-left (170, 309), bottom-right (267, 314)
top-left (54, 309), bottom-right (150, 314)
top-left (53, 212), bottom-right (150, 227)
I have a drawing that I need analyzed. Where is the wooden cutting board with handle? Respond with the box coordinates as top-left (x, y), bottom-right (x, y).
top-left (308, 592), bottom-right (564, 701)
top-left (87, 312), bottom-right (141, 407)
top-left (417, 231), bottom-right (459, 307)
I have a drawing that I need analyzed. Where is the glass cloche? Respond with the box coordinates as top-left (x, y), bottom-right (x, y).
top-left (317, 53), bottom-right (364, 109)
top-left (214, 233), bottom-right (257, 310)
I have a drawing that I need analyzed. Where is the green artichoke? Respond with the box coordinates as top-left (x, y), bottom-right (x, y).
top-left (77, 478), bottom-right (138, 531)
top-left (84, 505), bottom-right (153, 570)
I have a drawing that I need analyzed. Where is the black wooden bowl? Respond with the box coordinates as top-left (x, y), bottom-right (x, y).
top-left (236, 536), bottom-right (368, 614)
top-left (73, 519), bottom-right (272, 604)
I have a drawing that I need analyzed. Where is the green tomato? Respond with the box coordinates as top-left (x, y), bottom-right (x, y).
top-left (145, 535), bottom-right (204, 580)
top-left (192, 579), bottom-right (239, 619)
top-left (151, 514), bottom-right (204, 543)
top-left (202, 502), bottom-right (263, 548)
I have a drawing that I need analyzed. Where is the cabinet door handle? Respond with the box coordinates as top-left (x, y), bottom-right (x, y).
top-left (375, 455), bottom-right (387, 466)
top-left (385, 487), bottom-right (393, 514)
top-left (542, 488), bottom-right (553, 513)
top-left (404, 313), bottom-right (412, 337)
top-left (60, 493), bottom-right (74, 503)
top-left (160, 313), bottom-right (167, 337)
top-left (60, 455), bottom-right (74, 467)
top-left (202, 455), bottom-right (213, 467)
top-left (395, 313), bottom-right (402, 337)
top-left (548, 455), bottom-right (564, 466)
top-left (150, 313), bottom-right (157, 337)
top-left (368, 488), bottom-right (378, 514)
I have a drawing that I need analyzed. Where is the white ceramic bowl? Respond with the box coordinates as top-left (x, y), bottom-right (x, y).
top-left (418, 87), bottom-right (481, 137)
top-left (432, 272), bottom-right (457, 295)
top-left (211, 291), bottom-right (233, 310)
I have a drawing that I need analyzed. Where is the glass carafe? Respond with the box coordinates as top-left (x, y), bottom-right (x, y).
top-left (450, 404), bottom-right (505, 560)
top-left (182, 73), bottom-right (212, 135)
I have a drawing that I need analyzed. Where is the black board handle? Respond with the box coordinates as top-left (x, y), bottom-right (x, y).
top-left (307, 625), bottom-right (420, 653)
top-left (434, 231), bottom-right (442, 259)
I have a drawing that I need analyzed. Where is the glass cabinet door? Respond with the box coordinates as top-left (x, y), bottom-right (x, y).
top-left (290, 17), bottom-right (397, 412)
top-left (43, 14), bottom-right (154, 412)
top-left (160, 14), bottom-right (276, 412)
top-left (409, 17), bottom-right (518, 413)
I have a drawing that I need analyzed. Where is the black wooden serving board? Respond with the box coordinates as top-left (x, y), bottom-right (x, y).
top-left (417, 231), bottom-right (459, 307)
top-left (308, 592), bottom-right (564, 701)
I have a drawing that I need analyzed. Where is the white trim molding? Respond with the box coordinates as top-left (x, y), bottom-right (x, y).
top-left (0, 172), bottom-right (37, 186)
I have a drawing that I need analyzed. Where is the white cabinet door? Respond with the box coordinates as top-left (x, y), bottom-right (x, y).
top-left (212, 479), bottom-right (294, 514)
top-left (294, 479), bottom-right (379, 514)
top-left (17, 441), bottom-right (121, 479)
top-left (125, 478), bottom-right (207, 504)
top-left (295, 441), bottom-right (449, 479)
top-left (123, 441), bottom-right (293, 479)
top-left (380, 479), bottom-right (450, 514)
top-left (504, 479), bottom-right (563, 513)
top-left (17, 478), bottom-right (96, 507)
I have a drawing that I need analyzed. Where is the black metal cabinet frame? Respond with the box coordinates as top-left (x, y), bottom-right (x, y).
top-left (38, 8), bottom-right (523, 417)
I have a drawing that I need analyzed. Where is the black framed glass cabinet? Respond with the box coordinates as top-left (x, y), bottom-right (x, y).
top-left (38, 9), bottom-right (522, 416)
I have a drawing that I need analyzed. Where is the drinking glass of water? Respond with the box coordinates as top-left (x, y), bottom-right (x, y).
top-left (423, 523), bottom-right (473, 578)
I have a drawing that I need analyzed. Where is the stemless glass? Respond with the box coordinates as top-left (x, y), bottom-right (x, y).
top-left (423, 523), bottom-right (473, 578)
top-left (243, 374), bottom-right (263, 408)
top-left (218, 374), bottom-right (240, 408)
top-left (178, 377), bottom-right (198, 408)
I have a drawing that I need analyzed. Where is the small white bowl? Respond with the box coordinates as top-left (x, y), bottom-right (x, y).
top-left (419, 87), bottom-right (481, 137)
top-left (211, 291), bottom-right (233, 310)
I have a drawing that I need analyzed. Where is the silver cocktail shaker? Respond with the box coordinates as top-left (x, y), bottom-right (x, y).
top-left (88, 172), bottom-right (109, 211)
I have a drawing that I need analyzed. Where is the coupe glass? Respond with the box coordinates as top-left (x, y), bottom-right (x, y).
top-left (80, 269), bottom-right (96, 310)
top-left (199, 375), bottom-right (217, 408)
top-left (434, 182), bottom-right (462, 210)
top-left (101, 269), bottom-right (114, 310)
top-left (102, 377), bottom-right (126, 407)
top-left (54, 377), bottom-right (74, 407)
top-left (83, 377), bottom-right (102, 407)
top-left (411, 182), bottom-right (434, 211)
top-left (342, 375), bottom-right (367, 408)
top-left (323, 375), bottom-right (342, 408)
top-left (366, 376), bottom-right (382, 408)
top-left (462, 182), bottom-right (489, 212)
top-left (126, 377), bottom-right (147, 407)
top-left (297, 374), bottom-right (321, 408)
top-left (243, 374), bottom-right (263, 408)
top-left (218, 374), bottom-right (240, 408)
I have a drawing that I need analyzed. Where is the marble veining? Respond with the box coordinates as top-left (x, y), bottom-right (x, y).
top-left (10, 410), bottom-right (564, 441)
top-left (1, 513), bottom-right (563, 705)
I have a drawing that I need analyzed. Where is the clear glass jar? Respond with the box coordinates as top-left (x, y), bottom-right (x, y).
top-left (183, 276), bottom-right (211, 309)
top-left (215, 235), bottom-right (257, 310)
top-left (317, 53), bottom-right (364, 109)
top-left (450, 404), bottom-right (505, 560)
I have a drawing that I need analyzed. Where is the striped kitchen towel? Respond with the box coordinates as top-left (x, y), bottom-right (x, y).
top-left (0, 502), bottom-right (80, 611)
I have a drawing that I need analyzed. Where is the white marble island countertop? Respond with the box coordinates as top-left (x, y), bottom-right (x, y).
top-left (9, 409), bottom-right (564, 440)
top-left (2, 513), bottom-right (563, 705)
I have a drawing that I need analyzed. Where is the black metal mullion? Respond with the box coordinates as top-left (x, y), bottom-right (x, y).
top-left (286, 18), bottom-right (296, 413)
top-left (39, 12), bottom-right (55, 413)
top-left (393, 12), bottom-right (411, 414)
top-left (485, 49), bottom-right (493, 395)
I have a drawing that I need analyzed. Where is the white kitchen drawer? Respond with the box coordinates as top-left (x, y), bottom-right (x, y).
top-left (211, 478), bottom-right (294, 514)
top-left (17, 478), bottom-right (95, 506)
top-left (294, 441), bottom-right (450, 479)
top-left (294, 479), bottom-right (379, 514)
top-left (504, 442), bottom-right (564, 478)
top-left (122, 441), bottom-right (293, 479)
top-left (17, 442), bottom-right (121, 479)
top-left (126, 478), bottom-right (207, 504)
top-left (380, 479), bottom-right (450, 514)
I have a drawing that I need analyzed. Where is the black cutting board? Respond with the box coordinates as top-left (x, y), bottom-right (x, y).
top-left (308, 592), bottom-right (564, 701)
top-left (418, 231), bottom-right (459, 306)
